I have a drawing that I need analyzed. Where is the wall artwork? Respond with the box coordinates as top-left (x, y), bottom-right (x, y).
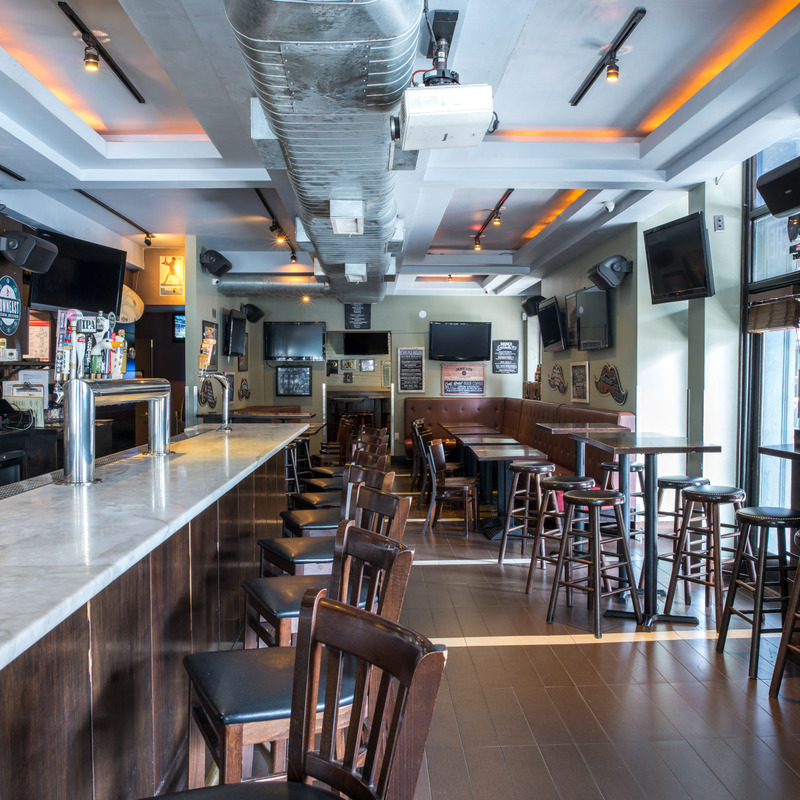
top-left (548, 363), bottom-right (568, 395)
top-left (594, 363), bottom-right (628, 405)
top-left (570, 361), bottom-right (589, 404)
top-left (159, 255), bottom-right (185, 296)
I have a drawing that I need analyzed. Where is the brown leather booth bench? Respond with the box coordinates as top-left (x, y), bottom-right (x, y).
top-left (403, 397), bottom-right (635, 485)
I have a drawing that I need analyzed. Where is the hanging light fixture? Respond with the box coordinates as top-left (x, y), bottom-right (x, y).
top-left (492, 211), bottom-right (501, 226)
top-left (290, 252), bottom-right (297, 263)
top-left (473, 237), bottom-right (481, 251)
top-left (606, 55), bottom-right (619, 83)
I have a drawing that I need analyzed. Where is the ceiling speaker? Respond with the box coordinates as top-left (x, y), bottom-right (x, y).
top-left (756, 156), bottom-right (800, 218)
top-left (522, 295), bottom-right (544, 315)
top-left (588, 255), bottom-right (632, 290)
top-left (240, 303), bottom-right (264, 323)
top-left (199, 249), bottom-right (232, 276)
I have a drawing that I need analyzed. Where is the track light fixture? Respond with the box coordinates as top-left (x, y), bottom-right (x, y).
top-left (255, 189), bottom-right (295, 253)
top-left (448, 274), bottom-right (453, 282)
top-left (144, 234), bottom-right (152, 247)
top-left (58, 2), bottom-right (145, 103)
top-left (471, 188), bottom-right (514, 250)
top-left (290, 252), bottom-right (297, 263)
top-left (83, 42), bottom-right (99, 71)
top-left (569, 6), bottom-right (646, 106)
top-left (606, 55), bottom-right (619, 83)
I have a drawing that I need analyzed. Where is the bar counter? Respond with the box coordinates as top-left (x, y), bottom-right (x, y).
top-left (0, 422), bottom-right (302, 799)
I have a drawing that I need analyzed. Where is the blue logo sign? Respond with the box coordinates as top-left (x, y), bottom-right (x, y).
top-left (0, 275), bottom-right (21, 337)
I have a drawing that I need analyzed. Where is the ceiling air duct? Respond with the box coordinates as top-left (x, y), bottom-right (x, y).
top-left (225, 0), bottom-right (422, 304)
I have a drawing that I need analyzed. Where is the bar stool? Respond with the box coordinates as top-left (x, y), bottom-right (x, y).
top-left (601, 461), bottom-right (645, 535)
top-left (770, 531), bottom-right (800, 697)
top-left (498, 461), bottom-right (555, 564)
top-left (662, 484), bottom-right (745, 630)
top-left (547, 489), bottom-right (643, 638)
top-left (283, 443), bottom-right (300, 500)
top-left (716, 506), bottom-right (800, 679)
top-left (525, 475), bottom-right (595, 593)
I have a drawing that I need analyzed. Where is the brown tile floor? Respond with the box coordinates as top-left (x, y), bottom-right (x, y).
top-left (390, 472), bottom-right (800, 800)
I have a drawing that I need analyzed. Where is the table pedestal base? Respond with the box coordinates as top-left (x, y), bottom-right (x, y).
top-left (604, 608), bottom-right (699, 631)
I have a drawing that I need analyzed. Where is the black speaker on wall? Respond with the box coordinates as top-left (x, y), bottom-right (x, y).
top-left (756, 155), bottom-right (800, 218)
top-left (240, 303), bottom-right (264, 323)
top-left (199, 249), bottom-right (232, 276)
top-left (588, 255), bottom-right (632, 290)
top-left (522, 295), bottom-right (544, 315)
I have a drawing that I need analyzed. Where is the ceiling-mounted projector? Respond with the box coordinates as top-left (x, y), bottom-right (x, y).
top-left (392, 84), bottom-right (494, 151)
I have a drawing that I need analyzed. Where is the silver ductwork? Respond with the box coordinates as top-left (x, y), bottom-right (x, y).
top-left (215, 274), bottom-right (332, 298)
top-left (225, 0), bottom-right (422, 304)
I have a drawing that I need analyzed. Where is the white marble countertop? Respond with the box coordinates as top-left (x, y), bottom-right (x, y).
top-left (0, 422), bottom-right (304, 671)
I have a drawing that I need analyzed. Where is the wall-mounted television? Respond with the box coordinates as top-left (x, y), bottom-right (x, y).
top-left (537, 296), bottom-right (567, 352)
top-left (643, 211), bottom-right (715, 304)
top-left (224, 309), bottom-right (247, 356)
top-left (263, 321), bottom-right (326, 362)
top-left (172, 313), bottom-right (186, 342)
top-left (342, 331), bottom-right (389, 355)
top-left (576, 287), bottom-right (610, 350)
top-left (428, 321), bottom-right (491, 361)
top-left (29, 229), bottom-right (127, 316)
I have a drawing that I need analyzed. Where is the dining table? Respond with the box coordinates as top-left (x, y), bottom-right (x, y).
top-left (568, 431), bottom-right (721, 630)
top-left (535, 421), bottom-right (628, 476)
top-left (758, 442), bottom-right (800, 508)
top-left (465, 442), bottom-right (548, 539)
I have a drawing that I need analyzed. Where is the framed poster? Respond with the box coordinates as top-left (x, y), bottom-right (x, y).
top-left (441, 364), bottom-right (486, 396)
top-left (159, 255), bottom-right (185, 297)
top-left (570, 361), bottom-right (589, 403)
top-left (276, 365), bottom-right (312, 396)
top-left (397, 347), bottom-right (424, 392)
top-left (237, 332), bottom-right (249, 371)
top-left (359, 358), bottom-right (376, 372)
top-left (202, 320), bottom-right (218, 371)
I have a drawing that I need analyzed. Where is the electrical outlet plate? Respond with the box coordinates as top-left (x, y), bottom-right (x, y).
top-left (714, 215), bottom-right (725, 231)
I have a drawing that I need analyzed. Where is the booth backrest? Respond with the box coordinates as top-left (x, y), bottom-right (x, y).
top-left (403, 396), bottom-right (635, 483)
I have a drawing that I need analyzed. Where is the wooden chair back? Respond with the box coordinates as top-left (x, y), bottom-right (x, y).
top-left (353, 486), bottom-right (412, 541)
top-left (339, 464), bottom-right (395, 519)
top-left (289, 589), bottom-right (446, 800)
top-left (354, 450), bottom-right (388, 472)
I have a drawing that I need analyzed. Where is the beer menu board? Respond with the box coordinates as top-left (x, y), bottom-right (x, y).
top-left (441, 364), bottom-right (486, 396)
top-left (492, 339), bottom-right (519, 373)
top-left (397, 347), bottom-right (425, 392)
top-left (344, 303), bottom-right (371, 329)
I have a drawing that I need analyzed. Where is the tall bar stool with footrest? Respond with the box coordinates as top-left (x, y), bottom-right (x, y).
top-left (498, 461), bottom-right (555, 563)
top-left (716, 506), bottom-right (800, 678)
top-left (662, 484), bottom-right (745, 630)
top-left (525, 475), bottom-right (595, 593)
top-left (547, 489), bottom-right (643, 638)
top-left (770, 531), bottom-right (800, 697)
top-left (601, 461), bottom-right (645, 534)
top-left (182, 523), bottom-right (416, 786)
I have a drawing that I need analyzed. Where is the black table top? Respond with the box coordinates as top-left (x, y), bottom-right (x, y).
top-left (568, 431), bottom-right (721, 456)
top-left (759, 443), bottom-right (800, 460)
top-left (467, 444), bottom-right (547, 462)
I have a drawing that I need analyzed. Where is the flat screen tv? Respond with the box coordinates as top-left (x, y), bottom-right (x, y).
top-left (224, 309), bottom-right (247, 356)
top-left (263, 321), bottom-right (326, 362)
top-left (537, 296), bottom-right (566, 352)
top-left (643, 211), bottom-right (715, 304)
top-left (172, 313), bottom-right (186, 342)
top-left (29, 229), bottom-right (127, 316)
top-left (428, 321), bottom-right (491, 361)
top-left (343, 331), bottom-right (389, 355)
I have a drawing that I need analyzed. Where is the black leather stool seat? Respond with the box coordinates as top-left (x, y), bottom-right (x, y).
top-left (302, 476), bottom-right (342, 492)
top-left (509, 460), bottom-right (554, 474)
top-left (564, 489), bottom-right (624, 507)
top-left (257, 536), bottom-right (335, 566)
top-left (657, 475), bottom-right (709, 490)
top-left (683, 484), bottom-right (745, 503)
top-left (540, 476), bottom-right (595, 491)
top-left (310, 465), bottom-right (345, 478)
top-left (242, 575), bottom-right (330, 621)
top-left (735, 506), bottom-right (800, 526)
top-left (290, 490), bottom-right (340, 509)
top-left (183, 647), bottom-right (356, 726)
top-left (280, 507), bottom-right (340, 535)
top-left (601, 461), bottom-right (644, 473)
top-left (153, 784), bottom-right (340, 799)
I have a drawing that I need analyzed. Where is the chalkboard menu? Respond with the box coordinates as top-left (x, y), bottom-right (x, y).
top-left (441, 364), bottom-right (486, 396)
top-left (397, 347), bottom-right (425, 392)
top-left (492, 339), bottom-right (519, 374)
top-left (344, 303), bottom-right (371, 329)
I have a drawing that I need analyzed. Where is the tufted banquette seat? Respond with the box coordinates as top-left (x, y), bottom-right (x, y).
top-left (404, 397), bottom-right (635, 485)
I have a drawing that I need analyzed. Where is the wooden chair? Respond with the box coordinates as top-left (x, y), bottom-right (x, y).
top-left (311, 440), bottom-right (389, 479)
top-left (303, 451), bottom-right (388, 493)
top-left (245, 488), bottom-right (412, 648)
top-left (422, 438), bottom-right (479, 537)
top-left (409, 418), bottom-right (428, 492)
top-left (416, 429), bottom-right (461, 508)
top-left (182, 524), bottom-right (416, 786)
top-left (312, 417), bottom-right (355, 467)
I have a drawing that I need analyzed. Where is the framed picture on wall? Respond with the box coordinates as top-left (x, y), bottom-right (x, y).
top-left (276, 365), bottom-right (312, 396)
top-left (202, 320), bottom-right (218, 371)
top-left (570, 361), bottom-right (589, 403)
